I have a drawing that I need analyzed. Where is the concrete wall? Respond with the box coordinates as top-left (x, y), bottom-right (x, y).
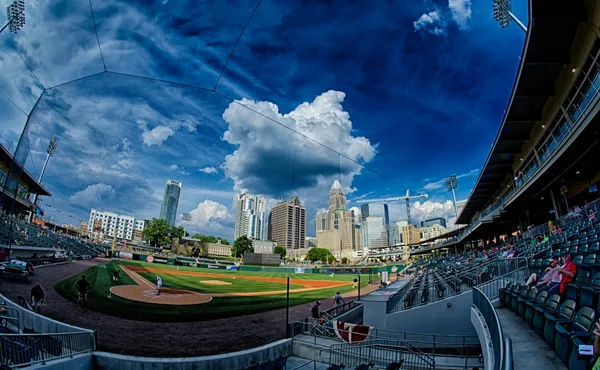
top-left (29, 353), bottom-right (93, 370)
top-left (471, 306), bottom-right (494, 370)
top-left (381, 291), bottom-right (477, 338)
top-left (0, 293), bottom-right (96, 346)
top-left (93, 338), bottom-right (292, 370)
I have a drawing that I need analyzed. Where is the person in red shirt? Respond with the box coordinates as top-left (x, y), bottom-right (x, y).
top-left (554, 253), bottom-right (576, 296)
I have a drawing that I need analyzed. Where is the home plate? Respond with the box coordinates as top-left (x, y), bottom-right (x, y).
top-left (198, 280), bottom-right (231, 285)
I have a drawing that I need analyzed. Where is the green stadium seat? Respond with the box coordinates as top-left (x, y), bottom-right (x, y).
top-left (554, 307), bottom-right (596, 364)
top-left (543, 299), bottom-right (577, 349)
top-left (533, 294), bottom-right (561, 334)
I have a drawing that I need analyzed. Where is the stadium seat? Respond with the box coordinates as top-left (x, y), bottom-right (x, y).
top-left (580, 272), bottom-right (600, 312)
top-left (566, 270), bottom-right (591, 304)
top-left (525, 290), bottom-right (548, 327)
top-left (573, 255), bottom-right (584, 266)
top-left (499, 282), bottom-right (514, 307)
top-left (582, 253), bottom-right (597, 270)
top-left (518, 286), bottom-right (538, 319)
top-left (510, 285), bottom-right (529, 313)
top-left (533, 294), bottom-right (561, 334)
top-left (505, 283), bottom-right (522, 310)
top-left (554, 307), bottom-right (596, 364)
top-left (568, 335), bottom-right (596, 370)
top-left (543, 299), bottom-right (577, 349)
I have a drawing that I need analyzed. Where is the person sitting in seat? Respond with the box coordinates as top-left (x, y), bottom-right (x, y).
top-left (525, 257), bottom-right (559, 287)
top-left (547, 253), bottom-right (576, 296)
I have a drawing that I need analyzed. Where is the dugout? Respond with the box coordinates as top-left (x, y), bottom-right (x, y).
top-left (243, 252), bottom-right (281, 266)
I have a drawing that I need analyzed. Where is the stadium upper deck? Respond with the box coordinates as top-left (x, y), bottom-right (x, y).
top-left (457, 0), bottom-right (600, 244)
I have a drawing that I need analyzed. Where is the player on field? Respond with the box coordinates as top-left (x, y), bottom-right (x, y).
top-left (30, 285), bottom-right (44, 314)
top-left (333, 291), bottom-right (345, 315)
top-left (156, 275), bottom-right (163, 295)
top-left (76, 275), bottom-right (91, 312)
top-left (112, 269), bottom-right (120, 286)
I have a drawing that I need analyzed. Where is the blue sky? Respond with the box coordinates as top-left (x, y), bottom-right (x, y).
top-left (0, 0), bottom-right (528, 240)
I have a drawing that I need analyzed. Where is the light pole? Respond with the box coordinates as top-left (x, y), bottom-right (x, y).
top-left (29, 138), bottom-right (58, 223)
top-left (493, 0), bottom-right (527, 32)
top-left (445, 175), bottom-right (459, 218)
top-left (1, 0), bottom-right (26, 35)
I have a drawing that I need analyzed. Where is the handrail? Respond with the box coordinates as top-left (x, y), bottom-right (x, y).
top-left (503, 338), bottom-right (514, 370)
top-left (473, 286), bottom-right (505, 370)
top-left (0, 332), bottom-right (93, 367)
top-left (329, 339), bottom-right (436, 370)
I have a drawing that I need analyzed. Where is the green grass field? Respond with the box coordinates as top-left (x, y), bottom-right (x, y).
top-left (55, 261), bottom-right (372, 322)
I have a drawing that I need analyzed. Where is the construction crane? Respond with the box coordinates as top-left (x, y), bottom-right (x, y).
top-left (356, 190), bottom-right (428, 225)
top-left (357, 190), bottom-right (428, 263)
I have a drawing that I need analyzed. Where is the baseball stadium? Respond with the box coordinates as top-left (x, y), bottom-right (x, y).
top-left (1, 0), bottom-right (600, 370)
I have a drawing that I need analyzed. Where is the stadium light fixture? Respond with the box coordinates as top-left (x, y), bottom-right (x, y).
top-left (493, 0), bottom-right (527, 33)
top-left (444, 175), bottom-right (459, 218)
top-left (1, 0), bottom-right (26, 35)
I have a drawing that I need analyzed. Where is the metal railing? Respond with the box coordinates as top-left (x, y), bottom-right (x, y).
top-left (388, 257), bottom-right (528, 313)
top-left (0, 332), bottom-right (93, 367)
top-left (473, 287), bottom-right (505, 370)
top-left (329, 339), bottom-right (435, 370)
top-left (290, 320), bottom-right (480, 368)
top-left (503, 338), bottom-right (513, 370)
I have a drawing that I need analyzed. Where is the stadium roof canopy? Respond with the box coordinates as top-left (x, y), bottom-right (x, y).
top-left (457, 0), bottom-right (587, 225)
top-left (0, 144), bottom-right (51, 196)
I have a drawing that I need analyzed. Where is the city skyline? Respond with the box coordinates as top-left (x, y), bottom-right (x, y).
top-left (159, 180), bottom-right (182, 227)
top-left (0, 0), bottom-right (528, 241)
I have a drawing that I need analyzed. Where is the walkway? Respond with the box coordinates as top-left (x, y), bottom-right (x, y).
top-left (496, 308), bottom-right (567, 370)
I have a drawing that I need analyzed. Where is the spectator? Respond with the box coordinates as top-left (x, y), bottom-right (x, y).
top-left (548, 253), bottom-right (576, 296)
top-left (525, 257), bottom-right (559, 287)
top-left (592, 322), bottom-right (600, 368)
top-left (589, 210), bottom-right (596, 222)
top-left (311, 301), bottom-right (321, 321)
top-left (75, 275), bottom-right (91, 312)
top-left (30, 285), bottom-right (44, 314)
top-left (333, 291), bottom-right (345, 314)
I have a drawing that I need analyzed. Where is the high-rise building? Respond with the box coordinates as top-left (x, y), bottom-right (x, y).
top-left (159, 180), bottom-right (181, 226)
top-left (420, 224), bottom-right (447, 240)
top-left (87, 209), bottom-right (147, 241)
top-left (269, 196), bottom-right (306, 250)
top-left (389, 222), bottom-right (403, 246)
top-left (234, 193), bottom-right (266, 241)
top-left (359, 203), bottom-right (390, 250)
top-left (401, 224), bottom-right (421, 246)
top-left (79, 221), bottom-right (88, 237)
top-left (315, 210), bottom-right (328, 232)
top-left (316, 181), bottom-right (361, 260)
top-left (421, 217), bottom-right (447, 228)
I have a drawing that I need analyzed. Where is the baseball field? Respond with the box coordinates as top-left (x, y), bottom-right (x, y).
top-left (55, 260), bottom-right (372, 322)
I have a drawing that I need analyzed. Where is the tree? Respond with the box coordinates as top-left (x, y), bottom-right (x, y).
top-left (341, 257), bottom-right (349, 264)
top-left (143, 218), bottom-right (171, 247)
top-left (191, 233), bottom-right (229, 245)
top-left (170, 226), bottom-right (186, 239)
top-left (233, 235), bottom-right (254, 257)
top-left (306, 248), bottom-right (334, 263)
top-left (273, 246), bottom-right (287, 259)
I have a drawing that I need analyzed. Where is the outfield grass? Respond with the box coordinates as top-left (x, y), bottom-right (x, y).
top-left (55, 261), bottom-right (371, 322)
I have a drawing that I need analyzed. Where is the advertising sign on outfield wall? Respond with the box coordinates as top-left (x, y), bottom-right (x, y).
top-left (119, 252), bottom-right (133, 260)
top-left (294, 267), bottom-right (305, 274)
top-left (226, 266), bottom-right (238, 271)
top-left (146, 255), bottom-right (154, 263)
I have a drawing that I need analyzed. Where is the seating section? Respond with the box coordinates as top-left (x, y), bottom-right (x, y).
top-left (499, 216), bottom-right (600, 368)
top-left (0, 215), bottom-right (102, 259)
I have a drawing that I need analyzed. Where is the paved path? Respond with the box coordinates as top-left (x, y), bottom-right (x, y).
top-left (497, 308), bottom-right (567, 370)
top-left (0, 259), bottom-right (381, 357)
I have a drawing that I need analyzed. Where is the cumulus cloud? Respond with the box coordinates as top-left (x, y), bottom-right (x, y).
top-left (169, 164), bottom-right (190, 175)
top-left (221, 90), bottom-right (376, 197)
top-left (449, 0), bottom-right (472, 29)
top-left (179, 200), bottom-right (233, 238)
top-left (413, 10), bottom-right (445, 36)
top-left (199, 166), bottom-right (218, 174)
top-left (422, 169), bottom-right (479, 191)
top-left (388, 199), bottom-right (461, 229)
top-left (69, 183), bottom-right (116, 204)
top-left (142, 125), bottom-right (174, 146)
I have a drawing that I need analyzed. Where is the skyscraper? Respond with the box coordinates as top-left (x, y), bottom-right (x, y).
top-left (316, 180), bottom-right (361, 260)
top-left (234, 192), bottom-right (266, 240)
top-left (359, 203), bottom-right (390, 250)
top-left (159, 180), bottom-right (181, 226)
top-left (269, 196), bottom-right (306, 250)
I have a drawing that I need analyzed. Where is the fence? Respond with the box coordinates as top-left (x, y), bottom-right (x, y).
top-left (387, 257), bottom-right (527, 313)
top-left (329, 339), bottom-right (435, 370)
top-left (0, 332), bottom-right (93, 367)
top-left (290, 320), bottom-right (479, 368)
top-left (472, 287), bottom-right (505, 370)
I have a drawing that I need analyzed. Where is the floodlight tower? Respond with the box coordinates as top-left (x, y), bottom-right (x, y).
top-left (1, 0), bottom-right (26, 35)
top-left (29, 137), bottom-right (58, 223)
top-left (445, 174), bottom-right (459, 218)
top-left (493, 0), bottom-right (527, 32)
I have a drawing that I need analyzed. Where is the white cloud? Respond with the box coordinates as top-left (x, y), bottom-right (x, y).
top-left (422, 169), bottom-right (479, 191)
top-left (413, 10), bottom-right (445, 36)
top-left (142, 125), bottom-right (175, 146)
top-left (388, 199), bottom-right (460, 229)
top-left (169, 164), bottom-right (190, 175)
top-left (69, 183), bottom-right (116, 204)
top-left (179, 200), bottom-right (233, 239)
top-left (199, 166), bottom-right (218, 174)
top-left (221, 90), bottom-right (376, 197)
top-left (449, 0), bottom-right (472, 29)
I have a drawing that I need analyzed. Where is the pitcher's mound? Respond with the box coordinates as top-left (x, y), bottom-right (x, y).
top-left (199, 280), bottom-right (231, 285)
top-left (110, 286), bottom-right (212, 305)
